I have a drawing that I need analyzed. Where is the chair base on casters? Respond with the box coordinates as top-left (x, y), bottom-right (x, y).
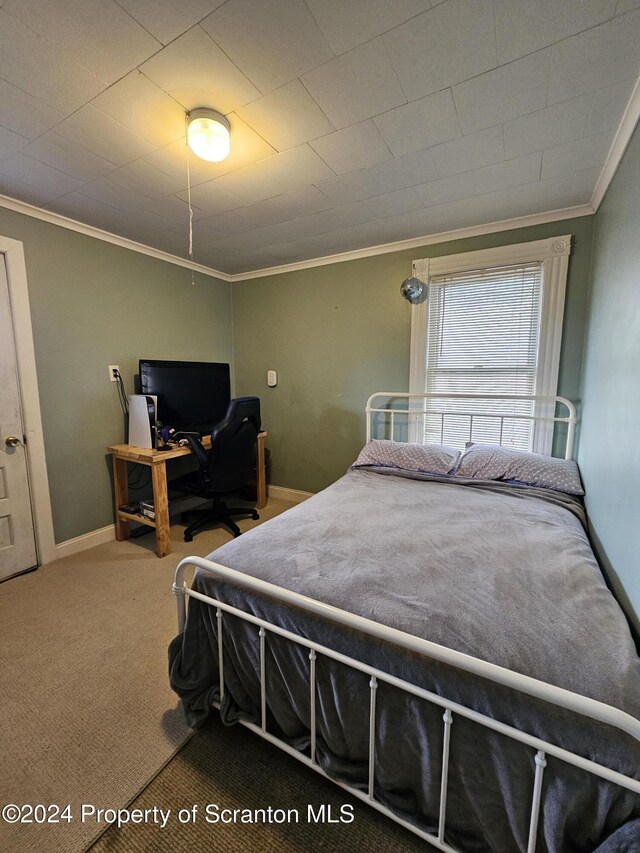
top-left (181, 496), bottom-right (259, 542)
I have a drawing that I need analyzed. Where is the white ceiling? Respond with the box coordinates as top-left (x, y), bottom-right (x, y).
top-left (0, 0), bottom-right (638, 276)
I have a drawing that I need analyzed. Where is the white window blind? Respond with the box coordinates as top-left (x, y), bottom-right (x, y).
top-left (423, 262), bottom-right (543, 450)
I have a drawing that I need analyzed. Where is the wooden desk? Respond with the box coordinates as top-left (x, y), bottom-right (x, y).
top-left (108, 431), bottom-right (267, 558)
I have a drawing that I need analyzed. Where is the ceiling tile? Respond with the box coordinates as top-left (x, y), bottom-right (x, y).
top-left (191, 216), bottom-right (236, 242)
top-left (106, 215), bottom-right (161, 244)
top-left (430, 126), bottom-right (505, 177)
top-left (472, 152), bottom-right (542, 194)
top-left (337, 186), bottom-right (423, 226)
top-left (568, 167), bottom-right (601, 201)
top-left (116, 0), bottom-right (227, 45)
top-left (3, 0), bottom-right (160, 85)
top-left (140, 25), bottom-right (260, 113)
top-left (204, 244), bottom-right (280, 273)
top-left (503, 94), bottom-right (593, 159)
top-left (453, 50), bottom-right (551, 135)
top-left (316, 169), bottom-right (385, 205)
top-left (44, 191), bottom-right (124, 227)
top-left (78, 176), bottom-right (155, 211)
top-left (139, 193), bottom-right (209, 225)
top-left (237, 80), bottom-right (334, 151)
top-left (270, 185), bottom-right (333, 218)
top-left (108, 160), bottom-right (185, 199)
top-left (493, 0), bottom-right (617, 65)
top-left (201, 0), bottom-right (334, 93)
top-left (233, 199), bottom-right (296, 227)
top-left (0, 9), bottom-right (105, 113)
top-left (213, 164), bottom-right (288, 205)
top-left (374, 89), bottom-right (460, 157)
top-left (178, 178), bottom-right (245, 212)
top-left (53, 105), bottom-right (155, 166)
top-left (415, 172), bottom-right (477, 208)
top-left (302, 38), bottom-right (406, 129)
top-left (143, 114), bottom-right (276, 185)
top-left (548, 11), bottom-right (640, 104)
top-left (0, 173), bottom-right (61, 206)
top-left (406, 189), bottom-right (511, 236)
top-left (541, 131), bottom-right (614, 179)
top-left (369, 147), bottom-right (439, 193)
top-left (383, 0), bottom-right (496, 101)
top-left (0, 80), bottom-right (65, 139)
top-left (0, 125), bottom-right (29, 162)
top-left (310, 121), bottom-right (391, 174)
top-left (508, 175), bottom-right (574, 217)
top-left (90, 71), bottom-right (186, 148)
top-left (194, 211), bottom-right (255, 237)
top-left (305, 0), bottom-right (432, 55)
top-left (585, 78), bottom-right (637, 135)
top-left (255, 145), bottom-right (335, 191)
top-left (0, 153), bottom-right (83, 196)
top-left (116, 205), bottom-right (183, 234)
top-left (22, 132), bottom-right (116, 182)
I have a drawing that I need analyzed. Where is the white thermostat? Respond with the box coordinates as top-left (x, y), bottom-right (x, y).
top-left (267, 370), bottom-right (278, 387)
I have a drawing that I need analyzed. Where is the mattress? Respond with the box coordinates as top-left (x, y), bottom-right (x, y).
top-left (169, 468), bottom-right (640, 852)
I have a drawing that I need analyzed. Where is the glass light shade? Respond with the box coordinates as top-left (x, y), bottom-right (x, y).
top-left (187, 109), bottom-right (230, 162)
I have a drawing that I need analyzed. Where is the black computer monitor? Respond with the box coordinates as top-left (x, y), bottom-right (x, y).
top-left (139, 359), bottom-right (231, 433)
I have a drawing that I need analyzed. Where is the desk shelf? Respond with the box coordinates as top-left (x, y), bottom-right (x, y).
top-left (117, 510), bottom-right (156, 529)
top-left (109, 431), bottom-right (267, 558)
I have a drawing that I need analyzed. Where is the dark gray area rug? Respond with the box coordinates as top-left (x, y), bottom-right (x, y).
top-left (90, 715), bottom-right (425, 852)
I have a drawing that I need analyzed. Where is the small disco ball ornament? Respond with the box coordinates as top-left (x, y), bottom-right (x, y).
top-left (400, 276), bottom-right (425, 304)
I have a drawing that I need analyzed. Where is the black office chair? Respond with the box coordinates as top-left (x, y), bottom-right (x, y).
top-left (171, 397), bottom-right (261, 542)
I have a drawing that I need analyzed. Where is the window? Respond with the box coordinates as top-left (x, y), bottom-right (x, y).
top-left (410, 236), bottom-right (572, 454)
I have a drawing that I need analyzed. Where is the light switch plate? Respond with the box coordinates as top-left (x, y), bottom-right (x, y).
top-left (267, 370), bottom-right (277, 387)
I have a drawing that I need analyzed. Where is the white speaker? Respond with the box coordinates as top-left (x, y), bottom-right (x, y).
top-left (128, 395), bottom-right (157, 449)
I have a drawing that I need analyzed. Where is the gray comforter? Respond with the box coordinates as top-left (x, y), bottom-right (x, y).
top-left (169, 469), bottom-right (640, 852)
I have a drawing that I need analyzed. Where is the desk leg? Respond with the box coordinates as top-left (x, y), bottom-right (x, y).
top-left (151, 462), bottom-right (171, 558)
top-left (256, 434), bottom-right (267, 510)
top-left (113, 456), bottom-right (130, 541)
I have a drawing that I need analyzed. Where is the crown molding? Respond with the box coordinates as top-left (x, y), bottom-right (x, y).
top-left (590, 75), bottom-right (640, 211)
top-left (229, 205), bottom-right (594, 281)
top-left (0, 193), bottom-right (233, 282)
top-left (0, 194), bottom-right (594, 285)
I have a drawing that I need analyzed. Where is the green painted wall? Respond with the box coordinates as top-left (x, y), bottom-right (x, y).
top-left (233, 216), bottom-right (594, 494)
top-left (579, 121), bottom-right (640, 623)
top-left (0, 208), bottom-right (232, 543)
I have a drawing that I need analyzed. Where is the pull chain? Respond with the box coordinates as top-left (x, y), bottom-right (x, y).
top-left (185, 116), bottom-right (196, 286)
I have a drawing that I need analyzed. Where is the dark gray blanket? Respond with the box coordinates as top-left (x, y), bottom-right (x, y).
top-left (169, 469), bottom-right (640, 852)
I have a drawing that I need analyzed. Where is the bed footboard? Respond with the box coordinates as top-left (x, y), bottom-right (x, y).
top-left (173, 556), bottom-right (640, 852)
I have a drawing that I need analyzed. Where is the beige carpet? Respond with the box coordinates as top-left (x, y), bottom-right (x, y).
top-left (0, 499), bottom-right (293, 853)
top-left (89, 715), bottom-right (424, 853)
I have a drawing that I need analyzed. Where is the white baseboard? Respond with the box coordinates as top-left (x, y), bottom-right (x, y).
top-left (51, 489), bottom-right (311, 560)
top-left (53, 524), bottom-right (116, 560)
top-left (269, 485), bottom-right (314, 503)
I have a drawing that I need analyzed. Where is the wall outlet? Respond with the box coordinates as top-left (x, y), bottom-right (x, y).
top-left (108, 365), bottom-right (120, 382)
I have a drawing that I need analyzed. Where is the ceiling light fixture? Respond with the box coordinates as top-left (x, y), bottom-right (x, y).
top-left (186, 108), bottom-right (231, 162)
top-left (184, 107), bottom-right (231, 285)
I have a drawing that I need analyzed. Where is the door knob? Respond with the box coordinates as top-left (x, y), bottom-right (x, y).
top-left (5, 435), bottom-right (22, 447)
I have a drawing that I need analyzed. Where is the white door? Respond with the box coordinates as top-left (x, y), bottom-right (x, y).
top-left (0, 253), bottom-right (37, 580)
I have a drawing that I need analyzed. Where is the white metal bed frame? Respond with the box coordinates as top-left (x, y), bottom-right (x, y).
top-left (173, 393), bottom-right (639, 852)
top-left (365, 392), bottom-right (578, 459)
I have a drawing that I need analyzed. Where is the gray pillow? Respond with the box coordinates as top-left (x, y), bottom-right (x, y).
top-left (456, 444), bottom-right (584, 495)
top-left (353, 439), bottom-right (461, 476)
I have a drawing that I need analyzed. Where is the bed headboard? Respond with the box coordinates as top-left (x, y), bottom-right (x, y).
top-left (365, 392), bottom-right (578, 460)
